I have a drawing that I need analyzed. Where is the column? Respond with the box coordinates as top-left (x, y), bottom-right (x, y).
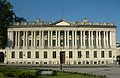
top-left (91, 31), bottom-right (93, 48)
top-left (67, 30), bottom-right (69, 48)
top-left (50, 31), bottom-right (53, 46)
top-left (80, 31), bottom-right (83, 47)
top-left (31, 31), bottom-right (33, 47)
top-left (106, 31), bottom-right (108, 48)
top-left (98, 31), bottom-right (101, 48)
top-left (75, 31), bottom-right (77, 47)
top-left (41, 31), bottom-right (44, 47)
top-left (15, 31), bottom-right (17, 47)
top-left (18, 31), bottom-right (20, 48)
top-left (96, 31), bottom-right (98, 48)
top-left (104, 31), bottom-right (106, 48)
top-left (72, 31), bottom-right (74, 47)
top-left (88, 31), bottom-right (91, 47)
top-left (56, 31), bottom-right (58, 47)
top-left (23, 31), bottom-right (25, 47)
top-left (34, 31), bottom-right (36, 47)
top-left (83, 31), bottom-right (85, 47)
top-left (113, 31), bottom-right (116, 48)
top-left (48, 31), bottom-right (50, 47)
top-left (58, 30), bottom-right (60, 47)
top-left (26, 31), bottom-right (28, 48)
top-left (109, 31), bottom-right (112, 47)
top-left (64, 31), bottom-right (66, 47)
top-left (39, 31), bottom-right (41, 47)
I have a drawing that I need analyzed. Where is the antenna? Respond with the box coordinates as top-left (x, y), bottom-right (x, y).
top-left (62, 7), bottom-right (64, 19)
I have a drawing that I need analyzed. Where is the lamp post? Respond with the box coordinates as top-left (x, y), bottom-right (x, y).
top-left (60, 41), bottom-right (64, 70)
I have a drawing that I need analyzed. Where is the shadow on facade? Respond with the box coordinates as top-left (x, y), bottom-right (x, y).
top-left (0, 52), bottom-right (4, 63)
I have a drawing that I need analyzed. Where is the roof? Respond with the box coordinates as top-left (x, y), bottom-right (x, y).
top-left (9, 18), bottom-right (116, 28)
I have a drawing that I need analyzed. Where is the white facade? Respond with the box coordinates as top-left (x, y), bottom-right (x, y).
top-left (0, 19), bottom-right (117, 65)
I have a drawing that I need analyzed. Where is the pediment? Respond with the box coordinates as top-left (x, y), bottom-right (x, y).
top-left (56, 21), bottom-right (70, 26)
top-left (51, 19), bottom-right (70, 26)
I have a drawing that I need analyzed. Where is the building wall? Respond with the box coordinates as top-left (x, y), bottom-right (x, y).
top-left (3, 25), bottom-right (116, 65)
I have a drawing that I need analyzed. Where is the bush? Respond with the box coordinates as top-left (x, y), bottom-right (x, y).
top-left (19, 72), bottom-right (36, 78)
top-left (4, 72), bottom-right (15, 77)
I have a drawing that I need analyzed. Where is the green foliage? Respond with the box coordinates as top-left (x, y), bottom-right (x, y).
top-left (18, 72), bottom-right (37, 78)
top-left (0, 0), bottom-right (26, 49)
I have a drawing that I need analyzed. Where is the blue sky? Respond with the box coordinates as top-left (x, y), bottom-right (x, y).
top-left (10, 0), bottom-right (120, 42)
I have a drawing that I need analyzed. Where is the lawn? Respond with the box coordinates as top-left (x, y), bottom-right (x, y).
top-left (0, 67), bottom-right (106, 78)
top-left (41, 72), bottom-right (103, 78)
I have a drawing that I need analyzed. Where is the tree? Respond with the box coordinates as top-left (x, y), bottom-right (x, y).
top-left (0, 0), bottom-right (26, 49)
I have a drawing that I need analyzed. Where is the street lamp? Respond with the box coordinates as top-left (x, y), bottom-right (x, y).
top-left (60, 41), bottom-right (64, 70)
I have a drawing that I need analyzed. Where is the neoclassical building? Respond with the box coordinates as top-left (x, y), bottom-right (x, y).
top-left (0, 18), bottom-right (117, 65)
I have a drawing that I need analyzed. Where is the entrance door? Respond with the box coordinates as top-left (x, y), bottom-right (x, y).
top-left (60, 51), bottom-right (65, 64)
top-left (0, 52), bottom-right (4, 63)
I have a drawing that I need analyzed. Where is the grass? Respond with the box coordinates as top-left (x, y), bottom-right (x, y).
top-left (41, 72), bottom-right (104, 78)
top-left (0, 72), bottom-right (4, 78)
top-left (0, 67), bottom-right (106, 78)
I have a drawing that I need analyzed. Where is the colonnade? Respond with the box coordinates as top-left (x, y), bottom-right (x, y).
top-left (8, 30), bottom-right (116, 49)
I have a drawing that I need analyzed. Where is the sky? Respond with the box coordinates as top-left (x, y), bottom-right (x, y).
top-left (10, 0), bottom-right (120, 42)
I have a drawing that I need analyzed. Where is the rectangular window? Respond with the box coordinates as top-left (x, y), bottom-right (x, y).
top-left (35, 51), bottom-right (39, 58)
top-left (37, 40), bottom-right (39, 46)
top-left (101, 51), bottom-right (104, 58)
top-left (52, 40), bottom-right (56, 47)
top-left (94, 51), bottom-right (97, 58)
top-left (29, 40), bottom-right (31, 46)
top-left (27, 51), bottom-right (31, 58)
top-left (11, 51), bottom-right (15, 58)
top-left (109, 51), bottom-right (112, 58)
top-left (86, 51), bottom-right (89, 58)
top-left (45, 40), bottom-right (48, 47)
top-left (19, 51), bottom-right (23, 58)
top-left (44, 51), bottom-right (47, 58)
top-left (69, 51), bottom-right (73, 58)
top-left (53, 51), bottom-right (56, 58)
top-left (69, 40), bottom-right (72, 47)
top-left (78, 51), bottom-right (81, 58)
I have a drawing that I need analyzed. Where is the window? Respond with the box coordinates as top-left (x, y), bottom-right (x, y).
top-left (109, 51), bottom-right (112, 58)
top-left (19, 51), bottom-right (23, 58)
top-left (27, 51), bottom-right (31, 58)
top-left (28, 31), bottom-right (31, 36)
top-left (69, 51), bottom-right (73, 58)
top-left (78, 51), bottom-right (82, 58)
top-left (44, 51), bottom-right (47, 58)
top-left (53, 51), bottom-right (56, 58)
top-left (37, 40), bottom-right (39, 46)
top-left (86, 51), bottom-right (89, 58)
top-left (11, 51), bottom-right (15, 58)
top-left (94, 51), bottom-right (97, 58)
top-left (69, 40), bottom-right (72, 47)
top-left (101, 51), bottom-right (104, 58)
top-left (45, 40), bottom-right (48, 47)
top-left (35, 51), bottom-right (39, 58)
top-left (29, 40), bottom-right (31, 46)
top-left (52, 40), bottom-right (56, 47)
top-left (36, 31), bottom-right (39, 36)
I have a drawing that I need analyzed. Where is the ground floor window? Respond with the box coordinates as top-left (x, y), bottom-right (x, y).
top-left (44, 51), bottom-right (47, 58)
top-left (11, 51), bottom-right (15, 58)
